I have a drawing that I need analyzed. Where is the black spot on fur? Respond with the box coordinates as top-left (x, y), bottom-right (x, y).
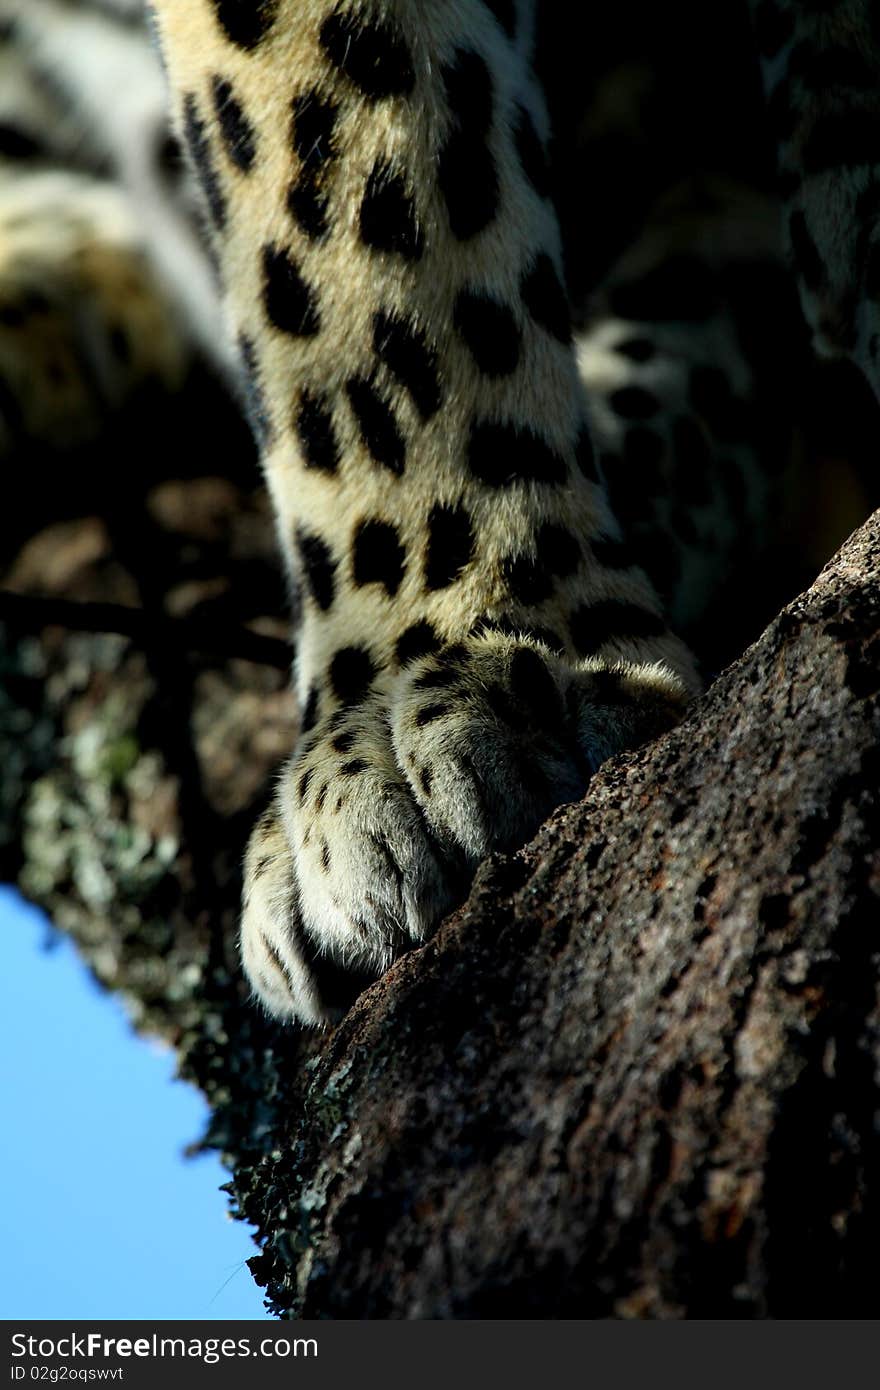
top-left (520, 254), bottom-right (570, 342)
top-left (482, 0), bottom-right (516, 36)
top-left (346, 376), bottom-right (406, 474)
top-left (419, 767), bottom-right (433, 797)
top-left (340, 758), bottom-right (368, 776)
top-left (504, 554), bottom-right (555, 604)
top-left (438, 51), bottom-right (498, 239)
top-left (353, 519), bottom-right (407, 596)
top-left (291, 92), bottom-right (338, 168)
top-left (373, 311), bottom-right (442, 418)
top-left (514, 106), bottom-right (550, 197)
top-left (238, 334), bottom-right (272, 446)
top-left (211, 0), bottom-right (277, 50)
top-left (330, 647), bottom-right (376, 705)
top-left (416, 703), bottom-right (450, 726)
top-left (509, 647), bottom-right (560, 720)
top-left (257, 929), bottom-right (299, 1001)
top-left (211, 76), bottom-right (256, 172)
top-left (438, 134), bottom-right (499, 241)
top-left (442, 48), bottom-right (493, 132)
top-left (615, 336), bottom-right (656, 363)
top-left (589, 670), bottom-right (632, 707)
top-left (0, 123), bottom-right (43, 160)
top-left (298, 767), bottom-right (314, 803)
top-left (396, 621), bottom-right (440, 665)
top-left (320, 840), bottom-right (331, 872)
top-left (454, 290), bottom-right (521, 376)
top-left (425, 504), bottom-right (474, 589)
top-left (182, 93), bottom-right (226, 229)
top-left (413, 667), bottom-right (460, 691)
top-left (158, 132), bottom-right (182, 177)
top-left (569, 601), bottom-right (665, 657)
top-left (296, 389), bottom-right (341, 474)
top-left (287, 175), bottom-right (330, 239)
top-left (360, 163), bottom-right (423, 260)
top-left (609, 386), bottom-right (661, 421)
top-left (296, 528), bottom-right (336, 611)
top-left (332, 730), bottom-right (356, 754)
top-left (300, 685), bottom-right (320, 734)
top-left (287, 94), bottom-right (338, 236)
top-left (484, 682), bottom-right (519, 728)
top-left (262, 245), bottom-right (320, 335)
top-left (319, 9), bottom-right (415, 100)
top-left (504, 524), bottom-right (580, 603)
top-left (468, 421), bottom-right (568, 486)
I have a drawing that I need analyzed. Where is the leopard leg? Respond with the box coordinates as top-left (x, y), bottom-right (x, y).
top-left (150, 0), bottom-right (699, 1025)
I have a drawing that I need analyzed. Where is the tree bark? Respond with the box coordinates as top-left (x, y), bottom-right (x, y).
top-left (2, 457), bottom-right (878, 1316)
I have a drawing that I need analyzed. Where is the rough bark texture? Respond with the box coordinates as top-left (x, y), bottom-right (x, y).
top-left (2, 423), bottom-right (878, 1316)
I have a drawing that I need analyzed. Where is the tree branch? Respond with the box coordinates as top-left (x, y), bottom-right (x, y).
top-left (3, 491), bottom-right (878, 1317)
top-left (241, 512), bottom-right (880, 1317)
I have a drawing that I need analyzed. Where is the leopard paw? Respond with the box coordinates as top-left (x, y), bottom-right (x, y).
top-left (391, 634), bottom-right (687, 858)
top-left (241, 638), bottom-right (688, 1026)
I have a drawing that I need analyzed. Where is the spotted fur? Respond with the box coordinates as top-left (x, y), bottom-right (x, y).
top-left (145, 0), bottom-right (708, 1024)
top-left (4, 0), bottom-right (878, 1025)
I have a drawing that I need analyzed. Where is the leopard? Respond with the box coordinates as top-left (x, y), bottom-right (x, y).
top-left (4, 0), bottom-right (879, 1027)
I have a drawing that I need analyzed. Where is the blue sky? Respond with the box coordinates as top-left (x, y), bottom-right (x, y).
top-left (0, 884), bottom-right (271, 1320)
